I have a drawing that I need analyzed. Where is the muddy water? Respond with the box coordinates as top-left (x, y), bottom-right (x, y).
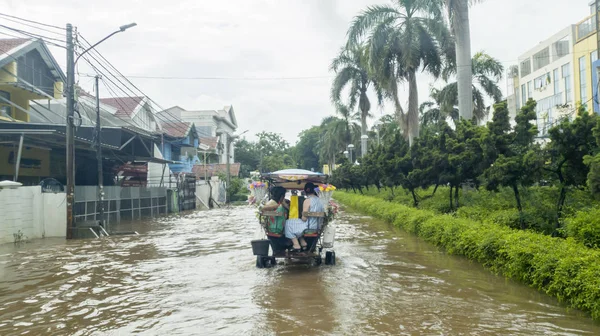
top-left (0, 207), bottom-right (599, 335)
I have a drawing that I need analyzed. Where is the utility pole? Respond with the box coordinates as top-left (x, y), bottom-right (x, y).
top-left (225, 133), bottom-right (231, 202)
top-left (65, 23), bottom-right (75, 239)
top-left (95, 75), bottom-right (105, 231)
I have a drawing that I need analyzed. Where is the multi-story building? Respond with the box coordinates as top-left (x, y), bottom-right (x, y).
top-left (573, 1), bottom-right (599, 114)
top-left (516, 25), bottom-right (576, 138)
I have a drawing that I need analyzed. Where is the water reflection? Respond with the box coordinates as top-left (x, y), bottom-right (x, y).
top-left (0, 206), bottom-right (598, 335)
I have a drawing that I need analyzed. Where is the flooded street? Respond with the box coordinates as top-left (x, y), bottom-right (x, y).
top-left (1, 206), bottom-right (599, 335)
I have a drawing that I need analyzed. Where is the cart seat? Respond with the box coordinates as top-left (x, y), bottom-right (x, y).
top-left (303, 229), bottom-right (319, 238)
top-left (266, 232), bottom-right (283, 238)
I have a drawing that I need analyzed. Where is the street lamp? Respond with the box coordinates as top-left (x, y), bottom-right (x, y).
top-left (360, 134), bottom-right (368, 157)
top-left (226, 129), bottom-right (249, 202)
top-left (373, 120), bottom-right (381, 146)
top-left (75, 23), bottom-right (137, 65)
top-left (347, 144), bottom-right (355, 164)
top-left (65, 23), bottom-right (137, 238)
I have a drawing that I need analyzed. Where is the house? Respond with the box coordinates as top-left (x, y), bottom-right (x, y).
top-left (0, 38), bottom-right (64, 122)
top-left (573, 2), bottom-right (600, 114)
top-left (99, 96), bottom-right (158, 132)
top-left (159, 105), bottom-right (238, 164)
top-left (193, 163), bottom-right (240, 180)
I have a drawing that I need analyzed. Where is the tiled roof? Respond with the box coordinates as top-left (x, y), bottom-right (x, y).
top-left (100, 96), bottom-right (144, 118)
top-left (162, 121), bottom-right (191, 138)
top-left (193, 163), bottom-right (240, 178)
top-left (199, 136), bottom-right (219, 150)
top-left (0, 38), bottom-right (30, 55)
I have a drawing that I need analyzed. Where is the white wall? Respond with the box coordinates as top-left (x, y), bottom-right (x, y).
top-left (148, 144), bottom-right (172, 187)
top-left (195, 179), bottom-right (224, 209)
top-left (0, 186), bottom-right (66, 245)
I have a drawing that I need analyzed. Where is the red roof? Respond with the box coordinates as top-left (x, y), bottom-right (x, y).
top-left (162, 121), bottom-right (191, 138)
top-left (0, 38), bottom-right (29, 55)
top-left (193, 163), bottom-right (240, 178)
top-left (200, 137), bottom-right (219, 150)
top-left (100, 96), bottom-right (144, 118)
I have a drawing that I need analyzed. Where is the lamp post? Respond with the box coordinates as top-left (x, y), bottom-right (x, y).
top-left (225, 130), bottom-right (248, 202)
top-left (343, 150), bottom-right (349, 161)
top-left (65, 23), bottom-right (136, 238)
top-left (347, 144), bottom-right (355, 164)
top-left (360, 135), bottom-right (368, 157)
top-left (373, 120), bottom-right (381, 146)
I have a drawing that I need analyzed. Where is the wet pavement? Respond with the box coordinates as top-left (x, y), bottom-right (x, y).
top-left (0, 206), bottom-right (599, 335)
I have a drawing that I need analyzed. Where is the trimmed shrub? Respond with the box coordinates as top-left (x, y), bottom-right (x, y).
top-left (566, 208), bottom-right (600, 249)
top-left (334, 191), bottom-right (600, 320)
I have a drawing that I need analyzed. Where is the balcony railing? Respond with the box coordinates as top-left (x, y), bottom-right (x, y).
top-left (577, 14), bottom-right (597, 41)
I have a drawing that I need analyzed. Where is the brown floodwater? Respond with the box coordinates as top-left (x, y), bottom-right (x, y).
top-left (0, 206), bottom-right (599, 335)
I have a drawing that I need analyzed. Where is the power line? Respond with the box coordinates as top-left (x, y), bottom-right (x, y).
top-left (0, 24), bottom-right (66, 45)
top-left (0, 13), bottom-right (65, 31)
top-left (121, 75), bottom-right (334, 81)
top-left (76, 35), bottom-right (194, 136)
top-left (78, 51), bottom-right (191, 136)
top-left (0, 16), bottom-right (65, 37)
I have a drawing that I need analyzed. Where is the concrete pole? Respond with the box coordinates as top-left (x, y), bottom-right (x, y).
top-left (65, 23), bottom-right (75, 239)
top-left (95, 75), bottom-right (106, 231)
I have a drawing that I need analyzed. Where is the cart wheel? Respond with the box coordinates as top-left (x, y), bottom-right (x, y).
top-left (256, 255), bottom-right (266, 268)
top-left (325, 251), bottom-right (336, 265)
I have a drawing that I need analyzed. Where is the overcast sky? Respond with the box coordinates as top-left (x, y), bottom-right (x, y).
top-left (1, 0), bottom-right (591, 143)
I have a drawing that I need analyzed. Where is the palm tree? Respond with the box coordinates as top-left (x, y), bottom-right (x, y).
top-left (436, 51), bottom-right (504, 123)
top-left (319, 111), bottom-right (360, 170)
top-left (330, 45), bottom-right (373, 157)
top-left (446, 0), bottom-right (483, 121)
top-left (346, 0), bottom-right (453, 145)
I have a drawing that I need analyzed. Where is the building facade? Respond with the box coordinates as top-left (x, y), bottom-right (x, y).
top-left (517, 26), bottom-right (576, 138)
top-left (573, 3), bottom-right (599, 114)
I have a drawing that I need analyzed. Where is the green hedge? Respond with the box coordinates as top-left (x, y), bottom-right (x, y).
top-left (335, 191), bottom-right (600, 320)
top-left (566, 209), bottom-right (600, 249)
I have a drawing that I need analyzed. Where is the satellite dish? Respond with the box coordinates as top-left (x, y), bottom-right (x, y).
top-left (0, 180), bottom-right (22, 189)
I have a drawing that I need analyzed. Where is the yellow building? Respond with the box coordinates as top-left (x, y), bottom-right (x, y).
top-left (573, 10), bottom-right (599, 113)
top-left (0, 38), bottom-right (64, 122)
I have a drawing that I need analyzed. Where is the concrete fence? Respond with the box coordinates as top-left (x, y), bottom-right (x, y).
top-left (0, 186), bottom-right (66, 245)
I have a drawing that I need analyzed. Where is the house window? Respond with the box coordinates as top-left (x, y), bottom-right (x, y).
top-left (533, 47), bottom-right (550, 71)
top-left (520, 59), bottom-right (531, 78)
top-left (552, 36), bottom-right (570, 60)
top-left (580, 56), bottom-right (588, 104)
top-left (527, 81), bottom-right (532, 99)
top-left (553, 68), bottom-right (560, 94)
top-left (534, 73), bottom-right (550, 90)
top-left (0, 90), bottom-right (11, 118)
top-left (521, 84), bottom-right (527, 106)
top-left (562, 63), bottom-right (572, 103)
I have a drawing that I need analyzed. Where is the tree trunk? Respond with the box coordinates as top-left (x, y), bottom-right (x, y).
top-left (407, 70), bottom-right (420, 145)
top-left (432, 183), bottom-right (439, 196)
top-left (411, 189), bottom-right (419, 207)
top-left (454, 184), bottom-right (459, 209)
top-left (449, 185), bottom-right (453, 211)
top-left (512, 183), bottom-right (525, 230)
top-left (556, 184), bottom-right (567, 229)
top-left (360, 105), bottom-right (368, 158)
top-left (453, 0), bottom-right (473, 121)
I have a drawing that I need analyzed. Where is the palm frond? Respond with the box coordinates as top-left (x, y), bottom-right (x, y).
top-left (347, 5), bottom-right (401, 47)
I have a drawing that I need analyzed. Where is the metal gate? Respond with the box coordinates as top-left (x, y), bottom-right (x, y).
top-left (177, 174), bottom-right (196, 211)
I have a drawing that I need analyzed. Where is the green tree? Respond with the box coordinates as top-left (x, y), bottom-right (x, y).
top-left (234, 139), bottom-right (260, 177)
top-left (330, 46), bottom-right (374, 157)
top-left (256, 132), bottom-right (290, 172)
top-left (294, 126), bottom-right (321, 171)
top-left (483, 99), bottom-right (543, 229)
top-left (546, 105), bottom-right (598, 228)
top-left (347, 0), bottom-right (452, 145)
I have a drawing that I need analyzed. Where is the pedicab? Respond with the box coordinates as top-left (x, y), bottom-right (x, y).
top-left (250, 169), bottom-right (337, 268)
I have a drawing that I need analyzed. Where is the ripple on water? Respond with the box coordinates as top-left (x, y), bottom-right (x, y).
top-left (0, 206), bottom-right (599, 335)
